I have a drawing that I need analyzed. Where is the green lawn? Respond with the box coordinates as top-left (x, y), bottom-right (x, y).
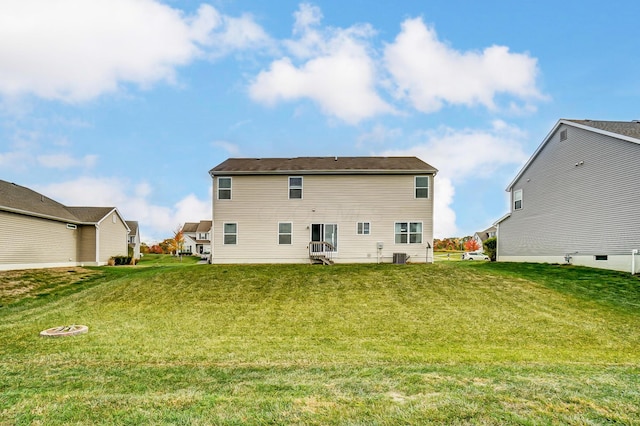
top-left (1, 262), bottom-right (639, 424)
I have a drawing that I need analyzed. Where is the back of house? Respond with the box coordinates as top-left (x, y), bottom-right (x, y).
top-left (497, 119), bottom-right (640, 273)
top-left (209, 156), bottom-right (437, 264)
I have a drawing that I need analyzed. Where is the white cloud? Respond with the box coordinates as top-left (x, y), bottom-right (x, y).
top-left (36, 177), bottom-right (211, 243)
top-left (249, 3), bottom-right (393, 124)
top-left (380, 121), bottom-right (529, 237)
top-left (0, 0), bottom-right (269, 102)
top-left (36, 153), bottom-right (97, 169)
top-left (212, 140), bottom-right (241, 156)
top-left (357, 124), bottom-right (403, 146)
top-left (384, 17), bottom-right (543, 113)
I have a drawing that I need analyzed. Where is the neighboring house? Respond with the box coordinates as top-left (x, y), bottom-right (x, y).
top-left (181, 222), bottom-right (198, 254)
top-left (496, 119), bottom-right (640, 273)
top-left (473, 226), bottom-right (496, 251)
top-left (181, 220), bottom-right (212, 255)
top-left (126, 220), bottom-right (141, 261)
top-left (209, 156), bottom-right (437, 264)
top-left (0, 180), bottom-right (130, 271)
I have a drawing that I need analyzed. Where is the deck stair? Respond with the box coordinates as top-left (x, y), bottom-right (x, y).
top-left (309, 241), bottom-right (335, 265)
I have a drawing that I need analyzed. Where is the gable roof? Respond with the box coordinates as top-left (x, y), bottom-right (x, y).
top-left (125, 220), bottom-right (139, 235)
top-left (506, 119), bottom-right (640, 191)
top-left (0, 180), bottom-right (79, 222)
top-left (565, 119), bottom-right (640, 140)
top-left (182, 222), bottom-right (199, 233)
top-left (209, 157), bottom-right (437, 176)
top-left (0, 179), bottom-right (123, 226)
top-left (196, 220), bottom-right (212, 233)
top-left (474, 226), bottom-right (496, 242)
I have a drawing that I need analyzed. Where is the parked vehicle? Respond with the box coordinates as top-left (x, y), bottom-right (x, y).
top-left (461, 252), bottom-right (489, 260)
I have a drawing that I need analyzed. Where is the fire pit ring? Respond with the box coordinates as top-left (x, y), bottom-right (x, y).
top-left (40, 325), bottom-right (88, 338)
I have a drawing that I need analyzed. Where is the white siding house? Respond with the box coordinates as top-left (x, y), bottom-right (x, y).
top-left (497, 119), bottom-right (640, 273)
top-left (209, 157), bottom-right (437, 264)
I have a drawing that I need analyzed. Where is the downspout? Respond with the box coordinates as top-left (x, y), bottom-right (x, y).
top-left (632, 249), bottom-right (638, 275)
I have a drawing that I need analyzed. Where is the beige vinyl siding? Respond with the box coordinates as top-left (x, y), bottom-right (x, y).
top-left (499, 123), bottom-right (640, 271)
top-left (0, 210), bottom-right (78, 268)
top-left (212, 174), bottom-right (434, 263)
top-left (77, 225), bottom-right (97, 263)
top-left (97, 212), bottom-right (129, 264)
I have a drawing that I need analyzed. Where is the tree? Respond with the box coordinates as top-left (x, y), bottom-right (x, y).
top-left (173, 226), bottom-right (185, 255)
top-left (464, 238), bottom-right (481, 252)
top-left (483, 237), bottom-right (497, 261)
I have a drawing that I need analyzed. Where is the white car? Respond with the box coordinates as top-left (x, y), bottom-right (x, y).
top-left (461, 252), bottom-right (489, 260)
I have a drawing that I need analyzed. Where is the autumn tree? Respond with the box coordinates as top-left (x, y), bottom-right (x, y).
top-left (464, 238), bottom-right (481, 252)
top-left (173, 226), bottom-right (185, 256)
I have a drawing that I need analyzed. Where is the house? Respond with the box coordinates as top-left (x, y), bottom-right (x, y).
top-left (0, 180), bottom-right (130, 271)
top-left (496, 119), bottom-right (640, 273)
top-left (126, 220), bottom-right (141, 261)
top-left (181, 220), bottom-right (212, 255)
top-left (473, 226), bottom-right (496, 251)
top-left (208, 156), bottom-right (437, 264)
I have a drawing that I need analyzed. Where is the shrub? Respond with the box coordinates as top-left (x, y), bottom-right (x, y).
top-left (110, 255), bottom-right (133, 266)
top-left (483, 237), bottom-right (497, 261)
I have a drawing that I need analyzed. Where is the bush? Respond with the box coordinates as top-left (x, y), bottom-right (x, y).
top-left (110, 255), bottom-right (133, 266)
top-left (483, 237), bottom-right (497, 261)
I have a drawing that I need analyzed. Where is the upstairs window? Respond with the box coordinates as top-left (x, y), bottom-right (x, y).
top-left (415, 176), bottom-right (429, 198)
top-left (513, 189), bottom-right (523, 210)
top-left (289, 177), bottom-right (303, 199)
top-left (218, 177), bottom-right (232, 200)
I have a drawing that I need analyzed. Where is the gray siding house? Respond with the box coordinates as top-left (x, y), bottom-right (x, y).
top-left (497, 119), bottom-right (640, 273)
top-left (0, 180), bottom-right (131, 271)
top-left (209, 157), bottom-right (437, 264)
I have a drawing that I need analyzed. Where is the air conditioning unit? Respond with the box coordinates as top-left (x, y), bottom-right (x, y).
top-left (393, 253), bottom-right (408, 264)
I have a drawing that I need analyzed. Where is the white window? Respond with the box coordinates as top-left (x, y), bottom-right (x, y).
top-left (289, 177), bottom-right (303, 199)
top-left (278, 222), bottom-right (292, 245)
top-left (357, 222), bottom-right (370, 235)
top-left (395, 222), bottom-right (422, 244)
top-left (415, 176), bottom-right (429, 198)
top-left (112, 214), bottom-right (117, 224)
top-left (218, 177), bottom-right (232, 200)
top-left (514, 189), bottom-right (523, 210)
top-left (223, 223), bottom-right (237, 245)
top-left (198, 233), bottom-right (209, 240)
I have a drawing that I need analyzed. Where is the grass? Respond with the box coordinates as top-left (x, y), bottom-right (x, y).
top-left (1, 262), bottom-right (639, 424)
top-left (137, 253), bottom-right (202, 266)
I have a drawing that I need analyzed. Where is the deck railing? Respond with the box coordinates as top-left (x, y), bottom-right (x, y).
top-left (309, 241), bottom-right (335, 261)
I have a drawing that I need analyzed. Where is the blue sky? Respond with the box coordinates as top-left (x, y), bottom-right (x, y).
top-left (1, 0), bottom-right (638, 243)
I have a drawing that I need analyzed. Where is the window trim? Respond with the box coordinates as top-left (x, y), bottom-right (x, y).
top-left (394, 221), bottom-right (423, 244)
top-left (288, 176), bottom-right (303, 199)
top-left (415, 176), bottom-right (429, 199)
top-left (218, 177), bottom-right (232, 200)
top-left (513, 189), bottom-right (523, 210)
top-left (278, 222), bottom-right (293, 245)
top-left (223, 222), bottom-right (237, 245)
top-left (356, 222), bottom-right (371, 235)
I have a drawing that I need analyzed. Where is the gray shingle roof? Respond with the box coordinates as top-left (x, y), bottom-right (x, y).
top-left (565, 119), bottom-right (640, 140)
top-left (0, 179), bottom-right (116, 224)
top-left (125, 221), bottom-right (139, 235)
top-left (67, 207), bottom-right (116, 223)
top-left (196, 220), bottom-right (212, 233)
top-left (210, 157), bottom-right (437, 175)
top-left (182, 222), bottom-right (199, 233)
